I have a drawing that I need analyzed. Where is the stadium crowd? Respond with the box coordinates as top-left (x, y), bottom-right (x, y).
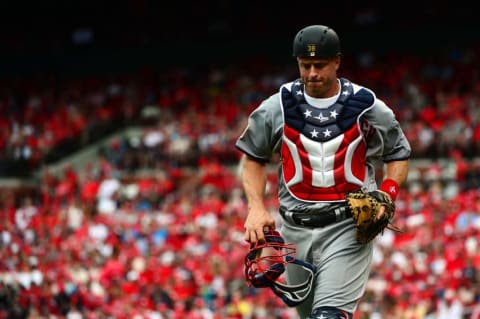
top-left (1, 42), bottom-right (480, 176)
top-left (1, 44), bottom-right (480, 318)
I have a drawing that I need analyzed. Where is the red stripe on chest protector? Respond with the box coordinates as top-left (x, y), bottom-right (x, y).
top-left (282, 124), bottom-right (366, 201)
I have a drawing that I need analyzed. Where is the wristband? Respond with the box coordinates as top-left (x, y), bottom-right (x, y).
top-left (380, 178), bottom-right (399, 201)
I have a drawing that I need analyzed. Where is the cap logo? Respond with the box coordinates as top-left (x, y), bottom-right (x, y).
top-left (307, 44), bottom-right (316, 56)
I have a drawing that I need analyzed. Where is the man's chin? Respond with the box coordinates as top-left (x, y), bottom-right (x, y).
top-left (305, 85), bottom-right (324, 96)
top-left (306, 82), bottom-right (323, 89)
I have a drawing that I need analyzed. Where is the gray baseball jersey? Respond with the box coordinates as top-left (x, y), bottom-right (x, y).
top-left (236, 77), bottom-right (411, 212)
top-left (236, 77), bottom-right (411, 316)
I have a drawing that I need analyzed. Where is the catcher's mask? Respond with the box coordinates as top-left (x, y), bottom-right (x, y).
top-left (244, 230), bottom-right (316, 307)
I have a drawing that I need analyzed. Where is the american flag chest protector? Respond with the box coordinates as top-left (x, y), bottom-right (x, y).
top-left (280, 78), bottom-right (375, 202)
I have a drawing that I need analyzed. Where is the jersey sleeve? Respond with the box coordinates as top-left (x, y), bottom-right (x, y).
top-left (235, 93), bottom-right (283, 162)
top-left (364, 98), bottom-right (411, 162)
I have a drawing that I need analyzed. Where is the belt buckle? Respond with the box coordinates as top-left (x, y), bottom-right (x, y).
top-left (283, 210), bottom-right (297, 225)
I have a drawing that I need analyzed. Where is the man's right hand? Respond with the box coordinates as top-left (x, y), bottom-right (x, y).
top-left (243, 208), bottom-right (276, 245)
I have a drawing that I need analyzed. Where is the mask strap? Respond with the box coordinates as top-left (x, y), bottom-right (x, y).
top-left (269, 258), bottom-right (316, 307)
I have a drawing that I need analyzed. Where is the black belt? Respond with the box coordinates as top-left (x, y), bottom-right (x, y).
top-left (279, 205), bottom-right (352, 228)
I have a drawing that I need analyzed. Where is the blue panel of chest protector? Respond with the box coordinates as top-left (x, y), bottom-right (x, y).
top-left (339, 87), bottom-right (375, 130)
top-left (281, 78), bottom-right (374, 142)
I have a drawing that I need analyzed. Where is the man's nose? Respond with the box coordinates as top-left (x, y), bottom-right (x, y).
top-left (308, 66), bottom-right (319, 76)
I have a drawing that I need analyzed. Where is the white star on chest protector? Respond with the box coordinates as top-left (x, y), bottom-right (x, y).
top-left (323, 129), bottom-right (332, 137)
top-left (315, 112), bottom-right (328, 122)
top-left (330, 110), bottom-right (338, 118)
top-left (310, 129), bottom-right (319, 138)
top-left (304, 109), bottom-right (312, 118)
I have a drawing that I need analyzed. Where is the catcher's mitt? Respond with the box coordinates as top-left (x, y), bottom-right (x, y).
top-left (346, 190), bottom-right (402, 244)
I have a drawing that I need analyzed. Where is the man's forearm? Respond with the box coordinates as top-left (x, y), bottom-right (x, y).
top-left (380, 159), bottom-right (409, 200)
top-left (384, 160), bottom-right (409, 186)
top-left (240, 155), bottom-right (268, 210)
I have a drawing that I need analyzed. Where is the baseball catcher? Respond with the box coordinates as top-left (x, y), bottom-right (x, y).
top-left (236, 24), bottom-right (411, 319)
